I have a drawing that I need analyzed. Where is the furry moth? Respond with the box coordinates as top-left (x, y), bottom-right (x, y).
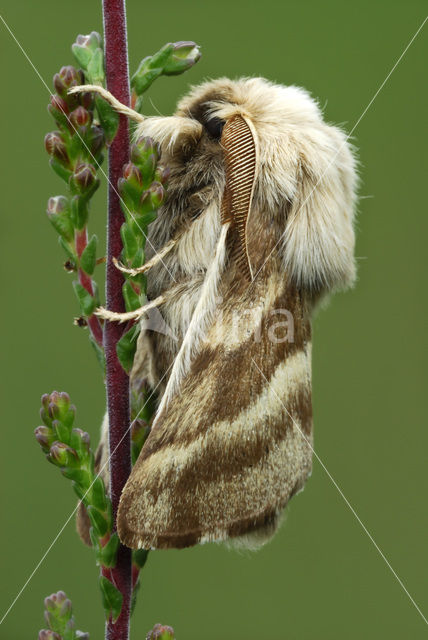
top-left (76, 77), bottom-right (357, 550)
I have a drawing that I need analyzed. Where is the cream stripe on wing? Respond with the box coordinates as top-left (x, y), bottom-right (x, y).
top-left (139, 346), bottom-right (311, 483)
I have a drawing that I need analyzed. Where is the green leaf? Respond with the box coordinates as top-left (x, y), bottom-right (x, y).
top-left (130, 247), bottom-right (145, 269)
top-left (80, 234), bottom-right (97, 275)
top-left (70, 195), bottom-right (89, 230)
top-left (89, 526), bottom-right (99, 549)
top-left (118, 179), bottom-right (143, 214)
top-left (72, 482), bottom-right (85, 501)
top-left (73, 281), bottom-right (96, 316)
top-left (59, 236), bottom-right (77, 262)
top-left (87, 506), bottom-right (108, 537)
top-left (138, 210), bottom-right (157, 229)
top-left (90, 334), bottom-right (105, 372)
top-left (120, 222), bottom-right (139, 261)
top-left (53, 420), bottom-right (71, 444)
top-left (48, 212), bottom-right (74, 243)
top-left (68, 132), bottom-right (84, 165)
top-left (50, 157), bottom-right (73, 183)
top-left (131, 67), bottom-right (162, 96)
top-left (100, 533), bottom-right (120, 568)
top-left (133, 548), bottom-right (149, 570)
top-left (149, 43), bottom-right (176, 68)
top-left (87, 48), bottom-right (104, 85)
top-left (116, 324), bottom-right (140, 374)
top-left (95, 96), bottom-right (119, 144)
top-left (122, 281), bottom-right (141, 313)
top-left (72, 44), bottom-right (92, 70)
top-left (62, 467), bottom-right (91, 486)
top-left (99, 576), bottom-right (123, 623)
top-left (91, 476), bottom-right (108, 512)
top-left (131, 44), bottom-right (174, 95)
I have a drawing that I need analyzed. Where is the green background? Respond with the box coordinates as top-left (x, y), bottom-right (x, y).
top-left (1, 1), bottom-right (427, 638)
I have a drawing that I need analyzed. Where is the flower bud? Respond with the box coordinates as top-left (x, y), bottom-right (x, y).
top-left (78, 91), bottom-right (94, 111)
top-left (138, 190), bottom-right (152, 214)
top-left (38, 631), bottom-right (61, 640)
top-left (149, 182), bottom-right (165, 209)
top-left (123, 162), bottom-right (143, 187)
top-left (49, 442), bottom-right (78, 468)
top-left (163, 41), bottom-right (201, 76)
top-left (154, 166), bottom-right (170, 186)
top-left (146, 623), bottom-right (175, 640)
top-left (74, 31), bottom-right (102, 54)
top-left (72, 34), bottom-right (104, 83)
top-left (47, 195), bottom-right (68, 215)
top-left (48, 94), bottom-right (69, 120)
top-left (47, 391), bottom-right (71, 419)
top-left (34, 426), bottom-right (54, 453)
top-left (40, 395), bottom-right (52, 426)
top-left (44, 132), bottom-right (69, 166)
top-left (59, 596), bottom-right (72, 620)
top-left (56, 66), bottom-right (82, 92)
top-left (87, 125), bottom-right (105, 157)
top-left (131, 136), bottom-right (160, 166)
top-left (70, 428), bottom-right (91, 457)
top-left (47, 196), bottom-right (73, 242)
top-left (72, 163), bottom-right (97, 193)
top-left (44, 590), bottom-right (67, 612)
top-left (69, 106), bottom-right (92, 128)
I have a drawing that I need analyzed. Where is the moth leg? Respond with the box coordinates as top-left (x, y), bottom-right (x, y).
top-left (76, 412), bottom-right (110, 546)
top-left (94, 294), bottom-right (166, 324)
top-left (68, 85), bottom-right (144, 123)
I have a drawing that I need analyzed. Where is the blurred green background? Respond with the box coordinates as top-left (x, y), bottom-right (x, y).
top-left (1, 0), bottom-right (427, 638)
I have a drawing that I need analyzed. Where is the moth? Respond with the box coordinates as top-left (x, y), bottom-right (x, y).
top-left (75, 77), bottom-right (357, 550)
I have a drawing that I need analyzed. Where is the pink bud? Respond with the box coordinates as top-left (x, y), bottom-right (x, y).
top-left (72, 163), bottom-right (97, 192)
top-left (47, 196), bottom-right (68, 215)
top-left (123, 162), bottom-right (142, 185)
top-left (44, 132), bottom-right (69, 165)
top-left (69, 106), bottom-right (91, 128)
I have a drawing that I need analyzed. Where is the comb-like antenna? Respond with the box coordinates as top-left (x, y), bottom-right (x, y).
top-left (220, 114), bottom-right (258, 280)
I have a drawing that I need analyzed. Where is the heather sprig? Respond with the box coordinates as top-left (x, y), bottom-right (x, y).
top-left (35, 392), bottom-right (121, 620)
top-left (38, 19), bottom-right (201, 638)
top-left (44, 52), bottom-right (105, 361)
top-left (114, 136), bottom-right (168, 373)
top-left (132, 41), bottom-right (201, 112)
top-left (39, 590), bottom-right (89, 640)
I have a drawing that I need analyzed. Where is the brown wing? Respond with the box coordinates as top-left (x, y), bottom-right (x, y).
top-left (117, 269), bottom-right (313, 550)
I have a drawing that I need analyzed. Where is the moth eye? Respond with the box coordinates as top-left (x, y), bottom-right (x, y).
top-left (203, 116), bottom-right (225, 140)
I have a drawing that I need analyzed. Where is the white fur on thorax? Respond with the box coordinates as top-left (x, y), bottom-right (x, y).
top-left (177, 77), bottom-right (358, 291)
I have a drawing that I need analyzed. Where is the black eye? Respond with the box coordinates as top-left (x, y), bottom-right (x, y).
top-left (203, 116), bottom-right (225, 140)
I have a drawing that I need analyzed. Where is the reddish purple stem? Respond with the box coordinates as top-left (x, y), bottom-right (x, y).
top-left (102, 1), bottom-right (132, 638)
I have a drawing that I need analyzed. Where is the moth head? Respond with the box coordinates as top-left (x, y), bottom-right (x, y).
top-left (135, 77), bottom-right (357, 291)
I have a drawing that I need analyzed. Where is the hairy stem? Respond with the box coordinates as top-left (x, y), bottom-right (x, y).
top-left (102, 0), bottom-right (132, 638)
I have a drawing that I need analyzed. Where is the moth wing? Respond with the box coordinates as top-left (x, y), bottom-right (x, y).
top-left (117, 282), bottom-right (313, 550)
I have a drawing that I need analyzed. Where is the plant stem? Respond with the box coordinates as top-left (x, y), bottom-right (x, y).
top-left (102, 1), bottom-right (132, 638)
